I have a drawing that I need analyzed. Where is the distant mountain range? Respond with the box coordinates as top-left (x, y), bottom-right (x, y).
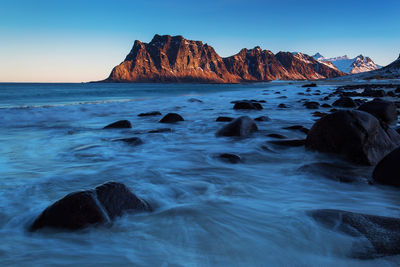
top-left (312, 53), bottom-right (381, 74)
top-left (102, 34), bottom-right (345, 83)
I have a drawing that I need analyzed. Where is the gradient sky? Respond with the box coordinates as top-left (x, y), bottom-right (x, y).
top-left (0, 0), bottom-right (399, 82)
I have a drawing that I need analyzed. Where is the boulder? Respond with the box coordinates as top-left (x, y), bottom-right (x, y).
top-left (305, 110), bottom-right (400, 165)
top-left (159, 113), bottom-right (184, 123)
top-left (216, 116), bottom-right (234, 122)
top-left (304, 101), bottom-right (320, 109)
top-left (309, 209), bottom-right (400, 258)
top-left (233, 101), bottom-right (263, 110)
top-left (321, 103), bottom-right (332, 108)
top-left (103, 120), bottom-right (132, 129)
top-left (216, 116), bottom-right (258, 137)
top-left (299, 162), bottom-right (366, 183)
top-left (302, 83), bottom-right (317, 88)
top-left (358, 99), bottom-right (397, 124)
top-left (188, 98), bottom-right (203, 103)
top-left (148, 128), bottom-right (173, 133)
top-left (31, 182), bottom-right (151, 231)
top-left (138, 111), bottom-right (161, 117)
top-left (278, 103), bottom-right (288, 108)
top-left (267, 133), bottom-right (287, 139)
top-left (332, 97), bottom-right (356, 108)
top-left (283, 125), bottom-right (309, 134)
top-left (372, 147), bottom-right (400, 187)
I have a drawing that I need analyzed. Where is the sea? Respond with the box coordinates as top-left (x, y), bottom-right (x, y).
top-left (0, 81), bottom-right (399, 266)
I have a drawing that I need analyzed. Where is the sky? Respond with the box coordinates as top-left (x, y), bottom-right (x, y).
top-left (0, 0), bottom-right (399, 82)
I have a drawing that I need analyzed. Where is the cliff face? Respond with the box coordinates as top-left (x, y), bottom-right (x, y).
top-left (105, 34), bottom-right (346, 83)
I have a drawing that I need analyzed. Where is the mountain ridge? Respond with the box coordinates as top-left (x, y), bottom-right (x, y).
top-left (102, 34), bottom-right (346, 83)
top-left (312, 53), bottom-right (381, 74)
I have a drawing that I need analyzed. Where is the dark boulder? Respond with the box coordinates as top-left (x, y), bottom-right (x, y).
top-left (304, 101), bottom-right (320, 109)
top-left (31, 182), bottom-right (151, 231)
top-left (233, 101), bottom-right (263, 110)
top-left (254, 116), bottom-right (271, 122)
top-left (217, 153), bottom-right (241, 164)
top-left (358, 99), bottom-right (397, 124)
top-left (321, 103), bottom-right (332, 108)
top-left (278, 103), bottom-right (288, 108)
top-left (216, 116), bottom-right (258, 137)
top-left (372, 147), bottom-right (400, 187)
top-left (159, 113), bottom-right (184, 123)
top-left (138, 111), bottom-right (161, 117)
top-left (103, 120), bottom-right (132, 129)
top-left (305, 110), bottom-right (400, 165)
top-left (302, 83), bottom-right (317, 88)
top-left (332, 97), bottom-right (356, 108)
top-left (216, 116), bottom-right (234, 122)
top-left (309, 209), bottom-right (400, 259)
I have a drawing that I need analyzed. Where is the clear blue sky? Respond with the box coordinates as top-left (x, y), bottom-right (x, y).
top-left (0, 0), bottom-right (399, 82)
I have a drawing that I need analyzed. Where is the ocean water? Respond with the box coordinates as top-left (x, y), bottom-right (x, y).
top-left (0, 82), bottom-right (399, 266)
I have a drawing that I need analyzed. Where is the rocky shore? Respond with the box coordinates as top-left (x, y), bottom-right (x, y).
top-left (28, 80), bottom-right (400, 260)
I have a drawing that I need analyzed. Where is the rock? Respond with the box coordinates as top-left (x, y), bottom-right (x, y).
top-left (30, 182), bottom-right (151, 231)
top-left (358, 99), bottom-right (397, 124)
top-left (304, 101), bottom-right (320, 109)
top-left (216, 116), bottom-right (258, 137)
top-left (362, 88), bottom-right (386, 97)
top-left (274, 91), bottom-right (281, 94)
top-left (254, 116), bottom-right (271, 122)
top-left (321, 103), bottom-right (332, 108)
top-left (216, 116), bottom-right (234, 122)
top-left (112, 137), bottom-right (143, 146)
top-left (309, 209), bottom-right (400, 259)
top-left (278, 96), bottom-right (287, 99)
top-left (372, 147), bottom-right (400, 187)
top-left (278, 103), bottom-right (288, 108)
top-left (299, 162), bottom-right (365, 183)
top-left (233, 101), bottom-right (263, 110)
top-left (267, 133), bottom-right (287, 139)
top-left (305, 110), bottom-right (400, 165)
top-left (148, 128), bottom-right (173, 133)
top-left (312, 111), bottom-right (328, 117)
top-left (332, 97), bottom-right (356, 108)
top-left (268, 139), bottom-right (305, 147)
top-left (302, 83), bottom-right (317, 88)
top-left (138, 111), bottom-right (162, 117)
top-left (387, 91), bottom-right (396, 97)
top-left (217, 153), bottom-right (241, 164)
top-left (159, 113), bottom-right (184, 123)
top-left (188, 98), bottom-right (203, 103)
top-left (283, 125), bottom-right (309, 134)
top-left (103, 120), bottom-right (132, 129)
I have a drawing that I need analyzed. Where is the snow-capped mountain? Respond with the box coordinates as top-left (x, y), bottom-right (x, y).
top-left (312, 53), bottom-right (381, 74)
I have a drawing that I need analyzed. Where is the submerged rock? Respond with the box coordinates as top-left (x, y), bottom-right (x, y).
top-left (358, 99), bottom-right (397, 124)
top-left (254, 116), bottom-right (271, 122)
top-left (112, 137), bottom-right (143, 146)
top-left (216, 116), bottom-right (258, 137)
top-left (103, 120), bottom-right (132, 129)
top-left (31, 182), bottom-right (151, 231)
top-left (217, 153), bottom-right (241, 164)
top-left (267, 133), bottom-right (287, 139)
top-left (148, 128), bottom-right (173, 133)
top-left (233, 101), bottom-right (263, 110)
top-left (268, 139), bottom-right (305, 147)
top-left (304, 101), bottom-right (320, 109)
top-left (332, 97), bottom-right (356, 108)
top-left (159, 113), bottom-right (184, 123)
top-left (305, 110), bottom-right (400, 165)
top-left (309, 209), bottom-right (400, 259)
top-left (373, 147), bottom-right (400, 187)
top-left (138, 111), bottom-right (162, 117)
top-left (299, 162), bottom-right (366, 183)
top-left (283, 125), bottom-right (309, 134)
top-left (216, 116), bottom-right (234, 122)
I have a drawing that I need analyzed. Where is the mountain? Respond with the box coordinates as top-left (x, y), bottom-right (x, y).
top-left (103, 34), bottom-right (346, 83)
top-left (312, 54), bottom-right (381, 74)
top-left (330, 54), bottom-right (400, 81)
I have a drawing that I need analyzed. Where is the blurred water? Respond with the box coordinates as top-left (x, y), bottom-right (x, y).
top-left (0, 82), bottom-right (399, 266)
